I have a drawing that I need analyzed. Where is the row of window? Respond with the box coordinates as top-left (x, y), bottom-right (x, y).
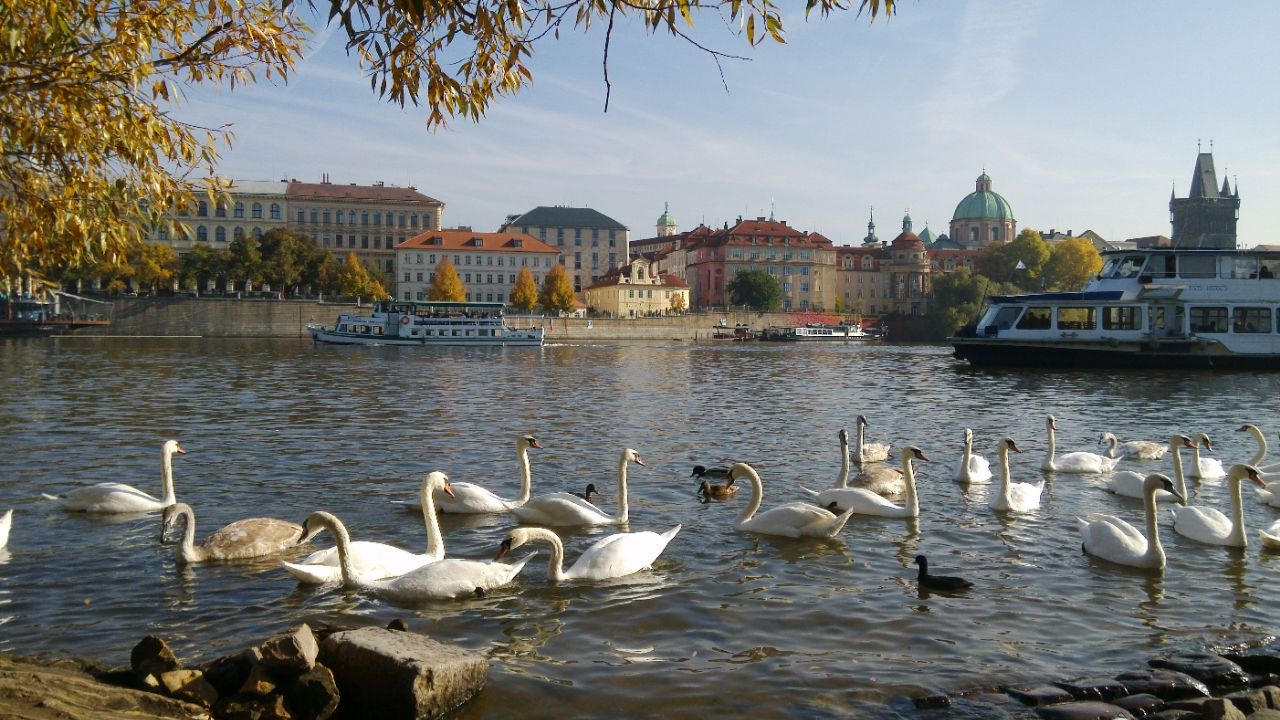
top-left (1002, 304), bottom-right (1280, 335)
top-left (175, 225), bottom-right (263, 243)
top-left (729, 249), bottom-right (816, 261)
top-left (729, 264), bottom-right (811, 278)
top-left (401, 272), bottom-right (545, 286)
top-left (297, 209), bottom-right (432, 229)
top-left (192, 200), bottom-right (282, 220)
top-left (403, 292), bottom-right (516, 304)
top-left (525, 227), bottom-right (619, 247)
top-left (1103, 254), bottom-right (1280, 280)
top-left (404, 253), bottom-right (553, 269)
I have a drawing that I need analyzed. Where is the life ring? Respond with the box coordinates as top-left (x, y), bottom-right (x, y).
top-left (400, 315), bottom-right (411, 325)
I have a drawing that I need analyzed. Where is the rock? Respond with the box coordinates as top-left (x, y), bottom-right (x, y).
top-left (258, 624), bottom-right (319, 678)
top-left (158, 668), bottom-right (219, 708)
top-left (1252, 674), bottom-right (1280, 689)
top-left (1224, 688), bottom-right (1270, 715)
top-left (1115, 669), bottom-right (1212, 701)
top-left (1056, 678), bottom-right (1130, 702)
top-left (320, 627), bottom-right (487, 719)
top-left (1111, 693), bottom-right (1164, 717)
top-left (1219, 639), bottom-right (1280, 675)
top-left (1150, 652), bottom-right (1250, 694)
top-left (0, 655), bottom-right (207, 719)
top-left (1148, 711), bottom-right (1199, 720)
top-left (1165, 697), bottom-right (1210, 713)
top-left (912, 692), bottom-right (950, 709)
top-left (386, 619), bottom-right (410, 632)
top-left (200, 648), bottom-right (259, 698)
top-left (1198, 697), bottom-right (1246, 720)
top-left (239, 663), bottom-right (278, 697)
top-left (283, 663), bottom-right (340, 720)
top-left (1247, 710), bottom-right (1280, 720)
top-left (1262, 685), bottom-right (1280, 709)
top-left (1035, 700), bottom-right (1136, 719)
top-left (215, 693), bottom-right (294, 720)
top-left (1009, 685), bottom-right (1077, 706)
top-left (130, 635), bottom-right (179, 680)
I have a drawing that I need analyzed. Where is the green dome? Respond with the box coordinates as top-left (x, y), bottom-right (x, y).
top-left (952, 171), bottom-right (1014, 222)
top-left (657, 202), bottom-right (675, 227)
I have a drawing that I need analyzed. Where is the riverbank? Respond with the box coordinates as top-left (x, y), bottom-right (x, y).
top-left (68, 297), bottom-right (827, 340)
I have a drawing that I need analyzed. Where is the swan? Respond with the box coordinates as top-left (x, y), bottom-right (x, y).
top-left (0, 509), bottom-right (10, 550)
top-left (913, 555), bottom-right (972, 591)
top-left (953, 428), bottom-right (993, 483)
top-left (300, 511), bottom-right (530, 601)
top-left (1098, 432), bottom-right (1167, 461)
top-left (697, 478), bottom-right (737, 501)
top-left (282, 471), bottom-right (451, 584)
top-left (1236, 424), bottom-right (1280, 476)
top-left (990, 438), bottom-right (1044, 512)
top-left (1261, 520), bottom-right (1280, 550)
top-left (1100, 435), bottom-right (1195, 502)
top-left (1043, 416), bottom-right (1121, 474)
top-left (691, 465), bottom-right (731, 480)
top-left (511, 449), bottom-right (644, 527)
top-left (727, 462), bottom-right (855, 538)
top-left (1078, 473), bottom-right (1183, 569)
top-left (801, 446), bottom-right (927, 518)
top-left (854, 415), bottom-right (891, 465)
top-left (161, 503), bottom-right (313, 565)
top-left (495, 525), bottom-right (681, 582)
top-left (1171, 464), bottom-right (1265, 547)
top-left (429, 434), bottom-right (543, 514)
top-left (1255, 482), bottom-right (1280, 508)
top-left (49, 439), bottom-right (184, 513)
top-left (1187, 433), bottom-right (1226, 480)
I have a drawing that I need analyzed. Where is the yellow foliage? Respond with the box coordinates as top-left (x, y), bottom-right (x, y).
top-left (538, 263), bottom-right (575, 314)
top-left (428, 256), bottom-right (466, 301)
top-left (510, 265), bottom-right (538, 312)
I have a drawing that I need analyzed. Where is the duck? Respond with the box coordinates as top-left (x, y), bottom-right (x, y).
top-left (727, 462), bottom-right (855, 538)
top-left (571, 483), bottom-right (599, 502)
top-left (953, 428), bottom-right (993, 483)
top-left (299, 511), bottom-right (530, 601)
top-left (1100, 435), bottom-right (1195, 502)
top-left (1171, 464), bottom-right (1265, 547)
top-left (1260, 520), bottom-right (1280, 550)
top-left (1098, 432), bottom-right (1167, 461)
top-left (282, 471), bottom-right (451, 584)
top-left (1079, 474), bottom-right (1183, 569)
top-left (0, 509), bottom-right (11, 550)
top-left (1186, 433), bottom-right (1226, 480)
top-left (913, 555), bottom-right (972, 591)
top-left (48, 439), bottom-right (184, 513)
top-left (697, 477), bottom-right (737, 501)
top-left (161, 502), bottom-right (313, 565)
top-left (854, 415), bottom-right (892, 465)
top-left (495, 525), bottom-right (681, 582)
top-left (801, 445), bottom-right (927, 518)
top-left (1043, 416), bottom-right (1121, 474)
top-left (990, 438), bottom-right (1044, 513)
top-left (511, 449), bottom-right (644, 527)
top-left (431, 434), bottom-right (543, 514)
top-left (691, 465), bottom-right (731, 480)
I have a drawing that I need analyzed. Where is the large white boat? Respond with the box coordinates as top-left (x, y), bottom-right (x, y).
top-left (952, 247), bottom-right (1280, 369)
top-left (308, 300), bottom-right (544, 347)
top-left (761, 323), bottom-right (883, 342)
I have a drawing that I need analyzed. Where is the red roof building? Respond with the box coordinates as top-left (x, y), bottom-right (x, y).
top-left (394, 230), bottom-right (559, 304)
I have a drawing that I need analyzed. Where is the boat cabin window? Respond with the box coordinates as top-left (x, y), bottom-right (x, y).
top-left (991, 306), bottom-right (1022, 330)
top-left (1178, 255), bottom-right (1216, 279)
top-left (1016, 307), bottom-right (1051, 330)
top-left (1220, 256), bottom-right (1258, 279)
top-left (1258, 256), bottom-right (1280, 278)
top-left (1141, 254), bottom-right (1176, 279)
top-left (1190, 306), bottom-right (1228, 333)
top-left (1102, 306), bottom-right (1142, 331)
top-left (1233, 307), bottom-right (1271, 333)
top-left (374, 326), bottom-right (383, 335)
top-left (1104, 255), bottom-right (1146, 279)
top-left (1056, 306), bottom-right (1096, 330)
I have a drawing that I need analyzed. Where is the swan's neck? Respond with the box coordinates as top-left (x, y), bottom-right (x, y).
top-left (532, 528), bottom-right (567, 583)
top-left (1043, 424), bottom-right (1056, 470)
top-left (160, 449), bottom-right (177, 506)
top-left (1228, 475), bottom-right (1248, 546)
top-left (1171, 446), bottom-right (1188, 504)
top-left (999, 446), bottom-right (1013, 504)
top-left (176, 506), bottom-right (201, 563)
top-left (836, 436), bottom-right (850, 488)
top-left (418, 480), bottom-right (446, 559)
top-left (1248, 428), bottom-right (1267, 467)
top-left (1191, 443), bottom-right (1205, 469)
top-left (515, 444), bottom-right (533, 504)
top-left (959, 437), bottom-right (973, 481)
top-left (318, 513), bottom-right (365, 590)
top-left (1105, 435), bottom-right (1118, 459)
top-left (856, 423), bottom-right (866, 464)
top-left (903, 454), bottom-right (919, 515)
top-left (1143, 484), bottom-right (1165, 566)
top-left (734, 469), bottom-right (764, 529)
top-left (614, 454), bottom-right (630, 523)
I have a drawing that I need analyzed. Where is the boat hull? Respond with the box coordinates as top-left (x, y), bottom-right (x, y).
top-left (309, 326), bottom-right (543, 347)
top-left (952, 337), bottom-right (1280, 370)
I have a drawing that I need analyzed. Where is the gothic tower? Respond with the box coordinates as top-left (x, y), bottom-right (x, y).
top-left (1169, 151), bottom-right (1239, 249)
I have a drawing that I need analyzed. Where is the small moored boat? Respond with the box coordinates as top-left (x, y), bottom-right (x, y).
top-left (308, 300), bottom-right (544, 347)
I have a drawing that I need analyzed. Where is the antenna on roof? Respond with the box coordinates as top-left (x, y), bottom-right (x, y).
top-left (1197, 138), bottom-right (1201, 152)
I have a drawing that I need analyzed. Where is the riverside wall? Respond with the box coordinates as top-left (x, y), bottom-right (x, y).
top-left (77, 297), bottom-right (804, 340)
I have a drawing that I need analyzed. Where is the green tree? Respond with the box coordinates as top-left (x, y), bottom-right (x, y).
top-left (429, 257), bottom-right (466, 301)
top-left (130, 243), bottom-right (179, 293)
top-left (977, 229), bottom-right (1051, 290)
top-left (1042, 238), bottom-right (1104, 291)
top-left (227, 234), bottom-right (265, 292)
top-left (727, 269), bottom-right (782, 312)
top-left (181, 244), bottom-right (231, 293)
top-left (259, 228), bottom-right (316, 294)
top-left (539, 264), bottom-right (576, 315)
top-left (510, 266), bottom-right (538, 312)
top-left (313, 250), bottom-right (342, 295)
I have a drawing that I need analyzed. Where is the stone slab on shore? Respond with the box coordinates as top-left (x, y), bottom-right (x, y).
top-left (0, 656), bottom-right (208, 720)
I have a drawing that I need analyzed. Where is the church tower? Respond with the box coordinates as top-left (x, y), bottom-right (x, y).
top-left (656, 202), bottom-right (677, 237)
top-left (1169, 151), bottom-right (1239, 249)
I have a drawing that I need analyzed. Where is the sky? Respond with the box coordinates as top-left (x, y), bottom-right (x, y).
top-left (183, 1), bottom-right (1280, 248)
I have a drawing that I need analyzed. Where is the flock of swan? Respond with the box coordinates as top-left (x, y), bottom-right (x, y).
top-left (8, 415), bottom-right (1280, 606)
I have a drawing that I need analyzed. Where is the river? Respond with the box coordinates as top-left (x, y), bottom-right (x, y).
top-left (0, 337), bottom-right (1276, 718)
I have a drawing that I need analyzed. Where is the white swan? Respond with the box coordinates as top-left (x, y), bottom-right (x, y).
top-left (1187, 432), bottom-right (1226, 480)
top-left (1261, 520), bottom-right (1280, 550)
top-left (990, 438), bottom-right (1044, 512)
top-left (510, 448), bottom-right (644, 527)
top-left (1098, 432), bottom-right (1167, 461)
top-left (854, 414), bottom-right (891, 465)
top-left (300, 511), bottom-right (531, 601)
top-left (953, 428), bottom-right (993, 483)
top-left (1236, 424), bottom-right (1280, 476)
top-left (1043, 416), bottom-right (1121, 474)
top-left (728, 462), bottom-right (855, 538)
top-left (801, 446), bottom-right (927, 518)
top-left (162, 502), bottom-right (312, 565)
top-left (50, 439), bottom-right (184, 513)
top-left (1101, 435), bottom-right (1194, 502)
top-left (282, 471), bottom-right (450, 584)
top-left (496, 525), bottom-right (681, 582)
top-left (1171, 464), bottom-right (1265, 547)
top-left (1078, 474), bottom-right (1183, 569)
top-left (1255, 482), bottom-right (1280, 508)
top-left (431, 434), bottom-right (543, 514)
top-left (0, 509), bottom-right (11, 550)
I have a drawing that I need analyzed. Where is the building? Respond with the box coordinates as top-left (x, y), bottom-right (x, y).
top-left (394, 229), bottom-right (559, 304)
top-left (656, 203), bottom-right (677, 237)
top-left (950, 171), bottom-right (1016, 249)
top-left (499, 206), bottom-right (630, 294)
top-left (835, 244), bottom-right (889, 318)
top-left (149, 180), bottom-right (288, 253)
top-left (583, 256), bottom-right (690, 317)
top-left (1169, 151), bottom-right (1239, 249)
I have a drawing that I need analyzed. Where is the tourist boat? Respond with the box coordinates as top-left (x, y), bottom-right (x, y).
top-left (0, 291), bottom-right (111, 336)
top-left (308, 299), bottom-right (545, 347)
top-left (711, 323), bottom-right (756, 341)
top-left (952, 247), bottom-right (1280, 369)
top-left (760, 323), bottom-right (882, 342)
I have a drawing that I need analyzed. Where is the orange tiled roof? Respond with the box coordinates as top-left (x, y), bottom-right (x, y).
top-left (287, 181), bottom-right (442, 205)
top-left (396, 230), bottom-right (559, 254)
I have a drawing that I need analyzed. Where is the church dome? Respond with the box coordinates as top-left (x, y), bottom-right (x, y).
top-left (656, 202), bottom-right (675, 227)
top-left (891, 231), bottom-right (923, 249)
top-left (952, 171), bottom-right (1014, 222)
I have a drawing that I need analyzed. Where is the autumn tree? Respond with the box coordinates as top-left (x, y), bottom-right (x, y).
top-left (977, 229), bottom-right (1051, 290)
top-left (130, 243), bottom-right (179, 293)
top-left (180, 244), bottom-right (230, 293)
top-left (259, 228), bottom-right (319, 294)
top-left (336, 252), bottom-right (387, 299)
top-left (510, 266), bottom-right (538, 312)
top-left (539, 264), bottom-right (576, 315)
top-left (227, 234), bottom-right (265, 292)
top-left (669, 291), bottom-right (687, 313)
top-left (727, 269), bottom-right (782, 312)
top-left (1042, 238), bottom-right (1104, 291)
top-left (429, 257), bottom-right (466, 301)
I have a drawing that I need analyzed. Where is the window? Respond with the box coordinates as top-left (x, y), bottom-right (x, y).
top-left (403, 272), bottom-right (411, 282)
top-left (1141, 254), bottom-right (1176, 278)
top-left (373, 212), bottom-right (381, 226)
top-left (197, 201), bottom-right (208, 217)
top-left (234, 202), bottom-right (244, 218)
top-left (233, 226), bottom-right (244, 241)
top-left (253, 227), bottom-right (263, 239)
top-left (410, 215), bottom-right (418, 228)
top-left (296, 210), bottom-right (305, 223)
top-left (1190, 306), bottom-right (1228, 333)
top-left (1233, 307), bottom-right (1271, 333)
top-left (1102, 306), bottom-right (1141, 330)
top-left (1016, 307), bottom-right (1052, 330)
top-left (385, 212), bottom-right (393, 226)
top-left (399, 213), bottom-right (406, 228)
top-left (323, 210), bottom-right (331, 224)
top-left (252, 202), bottom-right (262, 219)
top-left (310, 209), bottom-right (318, 224)
top-left (1221, 256), bottom-right (1259, 279)
top-left (416, 272), bottom-right (423, 282)
top-left (361, 235), bottom-right (369, 249)
top-left (361, 211), bottom-right (369, 226)
top-left (214, 226), bottom-right (226, 242)
top-left (991, 227), bottom-right (1001, 242)
top-left (270, 203), bottom-right (280, 220)
top-left (196, 225), bottom-right (208, 241)
top-left (1056, 306), bottom-right (1096, 330)
top-left (215, 203), bottom-right (226, 218)
top-left (335, 210), bottom-right (344, 225)
top-left (969, 227), bottom-right (978, 243)
top-left (1178, 255), bottom-right (1216, 278)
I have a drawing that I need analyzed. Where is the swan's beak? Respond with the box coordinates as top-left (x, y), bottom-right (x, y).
top-left (442, 481), bottom-right (456, 498)
top-left (1247, 468), bottom-right (1266, 486)
top-left (175, 446), bottom-right (186, 455)
top-left (634, 457), bottom-right (646, 466)
top-left (1008, 441), bottom-right (1022, 453)
top-left (529, 439), bottom-right (543, 449)
top-left (494, 538), bottom-right (512, 561)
